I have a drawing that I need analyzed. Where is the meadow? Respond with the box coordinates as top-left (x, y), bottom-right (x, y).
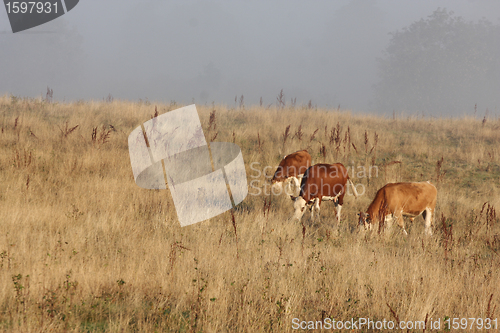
top-left (0, 95), bottom-right (499, 332)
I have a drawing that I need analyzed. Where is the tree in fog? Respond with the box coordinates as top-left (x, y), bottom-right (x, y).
top-left (374, 8), bottom-right (500, 115)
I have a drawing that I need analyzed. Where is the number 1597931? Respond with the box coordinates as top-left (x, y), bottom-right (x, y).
top-left (5, 2), bottom-right (58, 14)
top-left (445, 317), bottom-right (497, 330)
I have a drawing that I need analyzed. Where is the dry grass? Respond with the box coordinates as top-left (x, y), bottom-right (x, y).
top-left (0, 94), bottom-right (499, 332)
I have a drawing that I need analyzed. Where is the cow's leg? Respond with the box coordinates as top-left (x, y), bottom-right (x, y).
top-left (311, 198), bottom-right (320, 221)
top-left (423, 208), bottom-right (433, 236)
top-left (309, 199), bottom-right (315, 220)
top-left (330, 200), bottom-right (342, 230)
top-left (336, 204), bottom-right (342, 225)
top-left (293, 197), bottom-right (307, 221)
top-left (395, 211), bottom-right (408, 235)
top-left (384, 214), bottom-right (393, 232)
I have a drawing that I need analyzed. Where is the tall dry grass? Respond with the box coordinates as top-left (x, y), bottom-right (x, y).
top-left (0, 94), bottom-right (499, 332)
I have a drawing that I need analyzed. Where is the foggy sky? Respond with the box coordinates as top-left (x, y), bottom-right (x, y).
top-left (1, 0), bottom-right (499, 115)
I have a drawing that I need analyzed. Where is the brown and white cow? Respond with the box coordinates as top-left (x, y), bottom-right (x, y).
top-left (271, 150), bottom-right (312, 197)
top-left (292, 163), bottom-right (358, 225)
top-left (358, 181), bottom-right (437, 236)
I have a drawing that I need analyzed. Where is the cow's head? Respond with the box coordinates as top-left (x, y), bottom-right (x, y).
top-left (269, 165), bottom-right (285, 195)
top-left (292, 196), bottom-right (307, 221)
top-left (272, 175), bottom-right (300, 197)
top-left (357, 212), bottom-right (371, 230)
top-left (271, 165), bottom-right (286, 184)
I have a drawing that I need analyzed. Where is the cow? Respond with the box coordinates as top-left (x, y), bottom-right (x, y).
top-left (292, 163), bottom-right (358, 225)
top-left (271, 150), bottom-right (312, 197)
top-left (358, 181), bottom-right (437, 236)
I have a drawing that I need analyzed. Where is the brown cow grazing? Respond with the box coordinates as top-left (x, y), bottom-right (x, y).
top-left (271, 150), bottom-right (312, 197)
top-left (358, 181), bottom-right (437, 236)
top-left (292, 163), bottom-right (358, 225)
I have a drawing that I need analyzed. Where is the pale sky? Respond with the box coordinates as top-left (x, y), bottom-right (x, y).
top-left (1, 0), bottom-right (499, 115)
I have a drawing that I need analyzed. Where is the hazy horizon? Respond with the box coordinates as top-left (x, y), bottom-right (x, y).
top-left (1, 0), bottom-right (499, 116)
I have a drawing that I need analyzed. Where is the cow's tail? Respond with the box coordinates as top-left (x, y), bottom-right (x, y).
top-left (299, 166), bottom-right (312, 196)
top-left (347, 178), bottom-right (358, 199)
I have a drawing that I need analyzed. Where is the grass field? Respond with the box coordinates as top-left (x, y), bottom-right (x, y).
top-left (0, 95), bottom-right (499, 332)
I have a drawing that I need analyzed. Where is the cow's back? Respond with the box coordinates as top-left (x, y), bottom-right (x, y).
top-left (370, 181), bottom-right (437, 217)
top-left (300, 163), bottom-right (349, 204)
top-left (273, 150), bottom-right (311, 182)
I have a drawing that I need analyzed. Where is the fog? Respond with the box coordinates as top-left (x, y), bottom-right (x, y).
top-left (1, 0), bottom-right (499, 115)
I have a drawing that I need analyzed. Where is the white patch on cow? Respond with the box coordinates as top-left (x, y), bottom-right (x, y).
top-left (293, 196), bottom-right (307, 221)
top-left (288, 174), bottom-right (304, 197)
top-left (273, 174), bottom-right (303, 198)
top-left (322, 191), bottom-right (341, 203)
top-left (287, 177), bottom-right (301, 197)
